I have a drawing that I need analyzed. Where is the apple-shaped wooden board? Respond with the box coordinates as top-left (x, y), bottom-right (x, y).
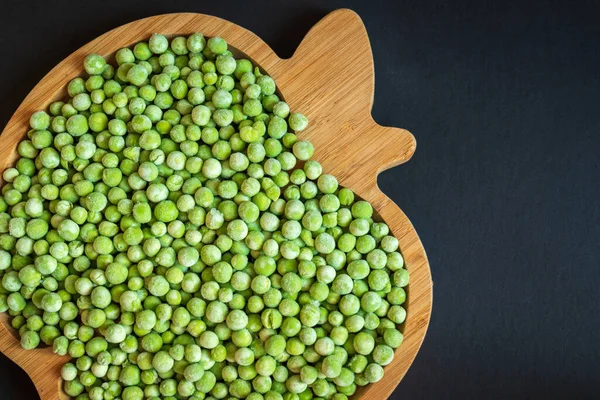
top-left (0, 9), bottom-right (432, 400)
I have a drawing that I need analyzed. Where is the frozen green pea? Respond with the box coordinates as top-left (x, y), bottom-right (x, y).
top-left (84, 54), bottom-right (107, 75)
top-left (381, 235), bottom-right (399, 252)
top-left (288, 113), bottom-right (308, 132)
top-left (364, 363), bottom-right (384, 383)
top-left (292, 141), bottom-right (314, 161)
top-left (149, 34), bottom-right (169, 54)
top-left (20, 330), bottom-right (40, 350)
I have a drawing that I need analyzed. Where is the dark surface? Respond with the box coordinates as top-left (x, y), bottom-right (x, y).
top-left (0, 0), bottom-right (599, 399)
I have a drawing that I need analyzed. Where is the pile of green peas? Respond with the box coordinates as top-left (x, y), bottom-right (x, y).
top-left (0, 32), bottom-right (409, 400)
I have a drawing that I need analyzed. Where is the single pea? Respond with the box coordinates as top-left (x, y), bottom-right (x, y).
top-left (149, 34), bottom-right (169, 54)
top-left (288, 113), bottom-right (308, 131)
top-left (30, 111), bottom-right (51, 130)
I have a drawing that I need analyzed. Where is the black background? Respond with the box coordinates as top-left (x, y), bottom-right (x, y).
top-left (1, 0), bottom-right (599, 399)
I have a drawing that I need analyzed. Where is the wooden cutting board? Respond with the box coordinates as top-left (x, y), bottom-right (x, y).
top-left (0, 9), bottom-right (432, 400)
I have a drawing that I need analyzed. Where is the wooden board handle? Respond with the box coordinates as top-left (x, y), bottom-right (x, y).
top-left (271, 8), bottom-right (417, 199)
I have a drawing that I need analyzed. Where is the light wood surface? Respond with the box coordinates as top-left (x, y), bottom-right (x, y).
top-left (0, 9), bottom-right (432, 399)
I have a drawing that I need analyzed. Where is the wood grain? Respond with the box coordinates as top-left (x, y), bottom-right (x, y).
top-left (0, 9), bottom-right (432, 400)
